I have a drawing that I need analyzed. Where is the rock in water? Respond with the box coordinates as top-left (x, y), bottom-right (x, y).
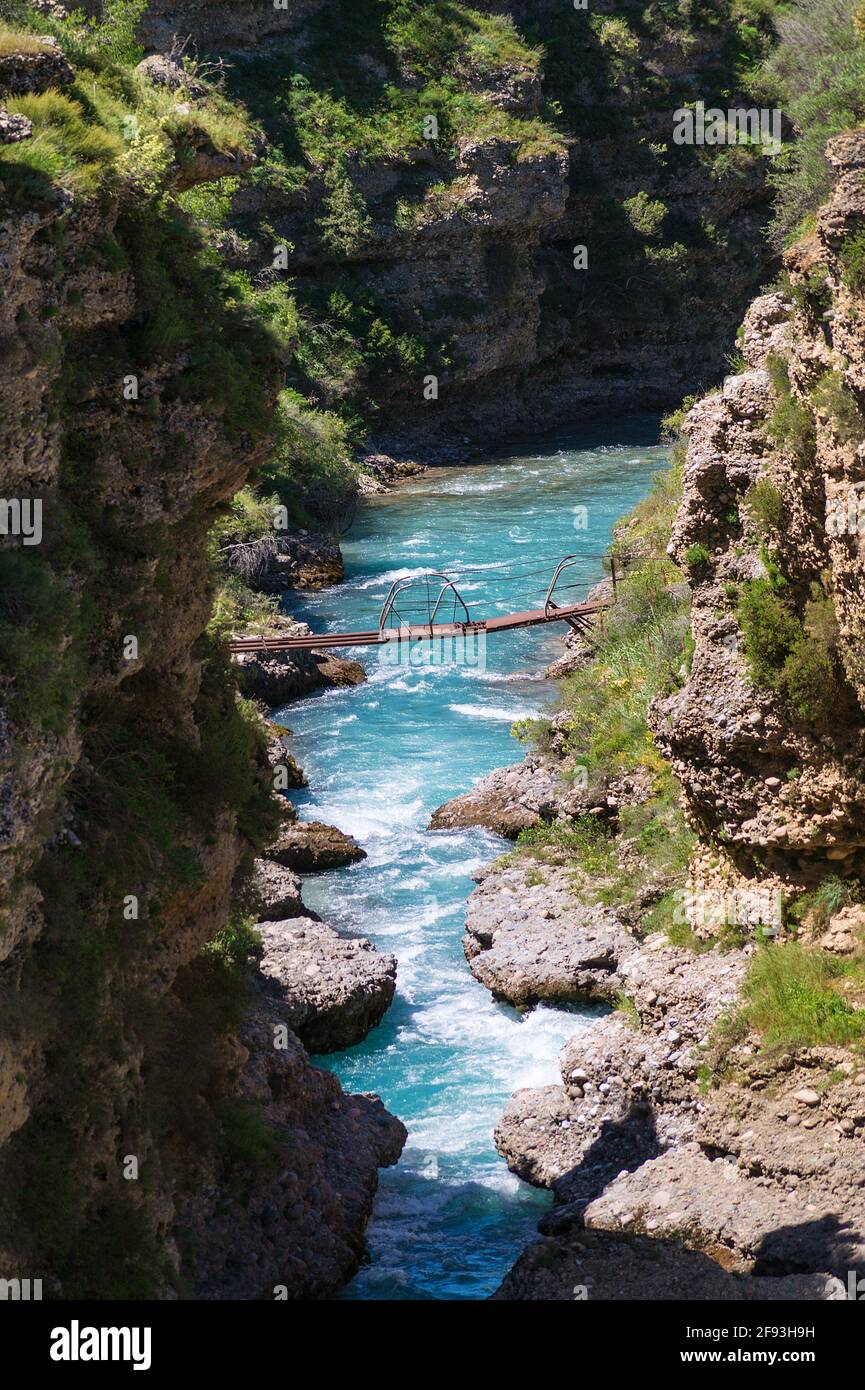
top-left (234, 618), bottom-right (365, 705)
top-left (264, 821), bottom-right (366, 873)
top-left (258, 917), bottom-right (397, 1052)
top-left (429, 759), bottom-right (560, 836)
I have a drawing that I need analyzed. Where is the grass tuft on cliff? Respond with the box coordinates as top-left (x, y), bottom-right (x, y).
top-left (0, 0), bottom-right (257, 202)
top-left (0, 18), bottom-right (49, 53)
top-left (723, 942), bottom-right (865, 1051)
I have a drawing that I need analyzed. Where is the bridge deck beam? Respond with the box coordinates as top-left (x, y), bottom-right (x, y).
top-left (228, 599), bottom-right (608, 655)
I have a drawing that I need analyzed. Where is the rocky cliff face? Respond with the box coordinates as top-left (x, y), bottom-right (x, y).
top-left (0, 30), bottom-right (402, 1298)
top-left (139, 0), bottom-right (327, 52)
top-left (132, 0), bottom-right (773, 452)
top-left (653, 131), bottom-right (865, 912)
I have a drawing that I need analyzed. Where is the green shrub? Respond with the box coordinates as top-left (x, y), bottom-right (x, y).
top-left (738, 579), bottom-right (843, 720)
top-left (512, 716), bottom-right (553, 751)
top-left (660, 397), bottom-right (697, 440)
top-left (517, 816), bottom-right (617, 876)
top-left (177, 654), bottom-right (282, 849)
top-left (737, 578), bottom-right (802, 686)
top-left (840, 227), bottom-right (865, 296)
top-left (780, 266), bottom-right (831, 318)
top-left (198, 917), bottom-right (264, 1034)
top-left (211, 488), bottom-right (282, 550)
top-left (789, 875), bottom-right (858, 931)
top-left (685, 542), bottom-right (711, 571)
top-left (51, 0), bottom-right (146, 69)
top-left (759, 0), bottom-right (865, 245)
top-left (780, 591), bottom-right (843, 718)
top-left (765, 353), bottom-right (816, 465)
top-left (507, 446), bottom-right (693, 909)
top-left (209, 576), bottom-right (279, 641)
top-left (615, 993), bottom-right (640, 1026)
top-left (118, 207), bottom-right (280, 439)
top-left (623, 191), bottom-right (666, 238)
top-left (813, 370), bottom-right (864, 445)
top-left (745, 477), bottom-right (784, 535)
top-left (262, 390), bottom-right (359, 529)
top-left (216, 1099), bottom-right (281, 1175)
top-left (779, 634), bottom-right (838, 719)
top-left (726, 348), bottom-right (747, 373)
top-left (0, 547), bottom-right (84, 733)
top-left (319, 161), bottom-right (372, 255)
top-left (0, 21), bottom-right (51, 55)
top-left (0, 88), bottom-right (124, 192)
top-left (386, 0), bottom-right (543, 84)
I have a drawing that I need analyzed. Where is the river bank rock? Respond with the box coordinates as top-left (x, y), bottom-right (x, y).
top-left (431, 740), bottom-right (654, 839)
top-left (544, 631), bottom-right (593, 680)
top-left (482, 861), bottom-right (865, 1291)
top-left (258, 918), bottom-right (397, 1053)
top-left (463, 862), bottom-right (636, 1005)
top-left (358, 453), bottom-right (426, 493)
top-left (220, 527), bottom-right (344, 593)
top-left (265, 727), bottom-right (307, 789)
top-left (234, 617), bottom-right (366, 706)
top-left (265, 820), bottom-right (367, 873)
top-left (257, 531), bottom-right (345, 591)
top-left (580, 1136), bottom-right (865, 1277)
top-left (248, 859), bottom-right (308, 921)
top-left (430, 759), bottom-right (562, 836)
top-left (177, 993), bottom-right (406, 1299)
top-left (493, 1228), bottom-right (845, 1301)
top-left (488, 885), bottom-right (746, 1197)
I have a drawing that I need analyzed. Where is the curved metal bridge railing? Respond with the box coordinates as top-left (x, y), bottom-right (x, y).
top-left (228, 550), bottom-right (625, 654)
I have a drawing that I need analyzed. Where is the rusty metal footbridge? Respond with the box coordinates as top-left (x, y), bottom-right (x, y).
top-left (228, 552), bottom-right (622, 655)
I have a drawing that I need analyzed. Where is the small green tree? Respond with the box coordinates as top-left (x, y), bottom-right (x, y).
top-left (320, 162), bottom-right (372, 256)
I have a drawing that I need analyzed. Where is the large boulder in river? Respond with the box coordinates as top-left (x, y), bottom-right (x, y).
top-left (265, 820), bottom-right (367, 873)
top-left (429, 759), bottom-right (561, 837)
top-left (258, 918), bottom-right (396, 1052)
top-left (265, 727), bottom-right (307, 788)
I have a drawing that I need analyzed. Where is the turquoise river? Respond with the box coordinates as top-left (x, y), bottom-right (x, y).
top-left (279, 417), bottom-right (668, 1300)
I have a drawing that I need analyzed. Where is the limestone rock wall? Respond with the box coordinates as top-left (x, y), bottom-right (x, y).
top-left (0, 43), bottom-right (401, 1298)
top-left (652, 133), bottom-right (865, 891)
top-left (130, 0), bottom-right (772, 450)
